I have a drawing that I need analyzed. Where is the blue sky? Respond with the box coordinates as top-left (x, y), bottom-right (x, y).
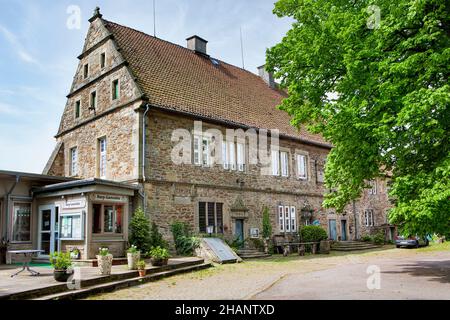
top-left (0, 0), bottom-right (292, 173)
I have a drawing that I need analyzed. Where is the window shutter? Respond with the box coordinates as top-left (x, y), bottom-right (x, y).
top-left (272, 150), bottom-right (279, 176)
top-left (222, 141), bottom-right (229, 169)
top-left (198, 202), bottom-right (206, 233)
top-left (237, 143), bottom-right (245, 171)
top-left (290, 206), bottom-right (296, 232)
top-left (278, 205), bottom-right (284, 232)
top-left (193, 136), bottom-right (201, 165)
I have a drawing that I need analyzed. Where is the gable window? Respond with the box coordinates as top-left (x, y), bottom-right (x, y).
top-left (74, 100), bottom-right (81, 119)
top-left (368, 180), bottom-right (377, 195)
top-left (198, 202), bottom-right (223, 234)
top-left (83, 64), bottom-right (89, 79)
top-left (98, 137), bottom-right (107, 179)
top-left (237, 142), bottom-right (245, 172)
top-left (272, 150), bottom-right (280, 176)
top-left (70, 147), bottom-right (78, 176)
top-left (92, 203), bottom-right (123, 234)
top-left (12, 203), bottom-right (31, 242)
top-left (90, 91), bottom-right (97, 110)
top-left (278, 204), bottom-right (297, 233)
top-left (100, 52), bottom-right (106, 69)
top-left (112, 79), bottom-right (119, 100)
top-left (364, 209), bottom-right (375, 227)
top-left (281, 151), bottom-right (289, 177)
top-left (297, 154), bottom-right (308, 180)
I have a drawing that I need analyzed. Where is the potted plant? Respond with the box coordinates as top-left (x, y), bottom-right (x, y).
top-left (148, 246), bottom-right (170, 266)
top-left (127, 245), bottom-right (140, 270)
top-left (70, 248), bottom-right (81, 260)
top-left (96, 247), bottom-right (113, 275)
top-left (137, 260), bottom-right (146, 277)
top-left (50, 251), bottom-right (73, 282)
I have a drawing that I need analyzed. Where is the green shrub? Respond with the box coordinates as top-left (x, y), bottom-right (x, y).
top-left (362, 234), bottom-right (372, 242)
top-left (148, 246), bottom-right (170, 259)
top-left (150, 222), bottom-right (168, 249)
top-left (129, 207), bottom-right (151, 253)
top-left (170, 221), bottom-right (200, 256)
top-left (50, 252), bottom-right (72, 270)
top-left (226, 236), bottom-right (245, 251)
top-left (262, 206), bottom-right (272, 239)
top-left (246, 238), bottom-right (264, 251)
top-left (373, 231), bottom-right (385, 245)
top-left (299, 225), bottom-right (328, 242)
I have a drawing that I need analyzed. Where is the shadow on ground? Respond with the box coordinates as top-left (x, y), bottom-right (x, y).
top-left (383, 260), bottom-right (450, 284)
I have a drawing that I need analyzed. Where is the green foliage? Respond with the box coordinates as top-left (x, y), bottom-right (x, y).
top-left (150, 222), bottom-right (168, 249)
top-left (50, 252), bottom-right (72, 270)
top-left (136, 260), bottom-right (146, 270)
top-left (262, 206), bottom-right (272, 239)
top-left (246, 238), bottom-right (265, 251)
top-left (129, 207), bottom-right (151, 253)
top-left (373, 231), bottom-right (386, 245)
top-left (362, 234), bottom-right (373, 242)
top-left (127, 245), bottom-right (139, 254)
top-left (148, 246), bottom-right (170, 259)
top-left (299, 225), bottom-right (328, 242)
top-left (266, 0), bottom-right (450, 235)
top-left (170, 221), bottom-right (200, 256)
top-left (98, 247), bottom-right (110, 256)
top-left (225, 236), bottom-right (245, 251)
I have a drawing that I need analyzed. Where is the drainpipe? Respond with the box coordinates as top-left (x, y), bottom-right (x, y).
top-left (4, 175), bottom-right (20, 241)
top-left (141, 104), bottom-right (151, 213)
top-left (352, 200), bottom-right (358, 240)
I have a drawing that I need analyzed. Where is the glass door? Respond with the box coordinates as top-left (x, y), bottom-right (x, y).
top-left (38, 205), bottom-right (58, 257)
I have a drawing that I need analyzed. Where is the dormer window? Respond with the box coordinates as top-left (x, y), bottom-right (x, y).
top-left (112, 79), bottom-right (119, 100)
top-left (100, 53), bottom-right (106, 69)
top-left (83, 64), bottom-right (89, 79)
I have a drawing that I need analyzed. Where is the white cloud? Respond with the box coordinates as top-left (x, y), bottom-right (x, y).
top-left (0, 24), bottom-right (38, 65)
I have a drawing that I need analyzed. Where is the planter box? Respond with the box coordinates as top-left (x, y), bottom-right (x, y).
top-left (127, 252), bottom-right (140, 270)
top-left (96, 254), bottom-right (113, 275)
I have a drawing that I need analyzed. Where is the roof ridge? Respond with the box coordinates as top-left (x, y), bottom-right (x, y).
top-left (102, 18), bottom-right (266, 80)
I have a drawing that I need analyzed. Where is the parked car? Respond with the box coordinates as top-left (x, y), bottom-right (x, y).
top-left (395, 235), bottom-right (429, 248)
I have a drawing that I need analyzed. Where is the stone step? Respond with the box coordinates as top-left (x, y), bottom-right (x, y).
top-left (34, 262), bottom-right (212, 300)
top-left (239, 254), bottom-right (271, 259)
top-left (332, 245), bottom-right (382, 251)
top-left (2, 258), bottom-right (205, 300)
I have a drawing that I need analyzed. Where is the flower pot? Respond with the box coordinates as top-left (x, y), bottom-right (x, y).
top-left (150, 257), bottom-right (168, 267)
top-left (127, 252), bottom-right (141, 270)
top-left (138, 269), bottom-right (146, 277)
top-left (96, 254), bottom-right (113, 275)
top-left (54, 269), bottom-right (72, 282)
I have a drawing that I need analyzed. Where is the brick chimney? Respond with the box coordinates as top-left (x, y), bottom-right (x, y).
top-left (257, 65), bottom-right (276, 89)
top-left (186, 35), bottom-right (208, 56)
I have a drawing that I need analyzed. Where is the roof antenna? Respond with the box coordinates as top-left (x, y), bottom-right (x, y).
top-left (153, 0), bottom-right (156, 37)
top-left (240, 26), bottom-right (245, 69)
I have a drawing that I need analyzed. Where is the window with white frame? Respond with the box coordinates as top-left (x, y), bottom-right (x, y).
top-left (193, 135), bottom-right (211, 167)
top-left (60, 212), bottom-right (84, 240)
top-left (98, 137), bottom-right (107, 179)
top-left (222, 140), bottom-right (229, 169)
top-left (70, 147), bottom-right (78, 176)
top-left (228, 141), bottom-right (236, 170)
top-left (272, 150), bottom-right (280, 176)
top-left (281, 151), bottom-right (289, 177)
top-left (297, 154), bottom-right (308, 180)
top-left (364, 209), bottom-right (375, 227)
top-left (278, 205), bottom-right (297, 233)
top-left (237, 142), bottom-right (245, 172)
top-left (368, 180), bottom-right (377, 195)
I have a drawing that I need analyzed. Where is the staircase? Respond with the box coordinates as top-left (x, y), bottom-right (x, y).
top-left (331, 241), bottom-right (383, 252)
top-left (236, 248), bottom-right (271, 259)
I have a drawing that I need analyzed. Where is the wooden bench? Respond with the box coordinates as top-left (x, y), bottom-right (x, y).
top-left (281, 242), bottom-right (320, 256)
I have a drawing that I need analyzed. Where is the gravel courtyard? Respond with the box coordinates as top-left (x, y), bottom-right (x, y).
top-left (88, 243), bottom-right (450, 300)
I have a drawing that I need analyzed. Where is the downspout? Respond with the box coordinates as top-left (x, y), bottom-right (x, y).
top-left (141, 104), bottom-right (151, 213)
top-left (4, 175), bottom-right (20, 241)
top-left (352, 200), bottom-right (358, 240)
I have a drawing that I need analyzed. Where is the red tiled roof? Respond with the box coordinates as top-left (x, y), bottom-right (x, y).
top-left (103, 19), bottom-right (330, 146)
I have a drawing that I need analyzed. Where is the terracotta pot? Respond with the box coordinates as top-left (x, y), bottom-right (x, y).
top-left (127, 252), bottom-right (141, 270)
top-left (150, 257), bottom-right (168, 267)
top-left (138, 269), bottom-right (146, 277)
top-left (96, 254), bottom-right (113, 275)
top-left (54, 269), bottom-right (72, 282)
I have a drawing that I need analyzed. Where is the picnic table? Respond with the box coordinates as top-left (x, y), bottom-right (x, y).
top-left (280, 241), bottom-right (320, 256)
top-left (7, 250), bottom-right (44, 277)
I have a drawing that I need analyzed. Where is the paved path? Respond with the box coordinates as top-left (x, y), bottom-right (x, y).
top-left (88, 246), bottom-right (450, 300)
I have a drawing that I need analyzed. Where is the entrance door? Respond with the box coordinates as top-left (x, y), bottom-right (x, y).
top-left (328, 219), bottom-right (337, 241)
top-left (235, 219), bottom-right (244, 244)
top-left (341, 220), bottom-right (347, 241)
top-left (38, 205), bottom-right (58, 257)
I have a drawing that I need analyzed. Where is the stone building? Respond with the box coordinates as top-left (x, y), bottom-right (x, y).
top-left (40, 8), bottom-right (393, 250)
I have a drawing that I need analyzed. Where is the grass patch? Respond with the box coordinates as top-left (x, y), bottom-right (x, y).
top-left (416, 241), bottom-right (450, 252)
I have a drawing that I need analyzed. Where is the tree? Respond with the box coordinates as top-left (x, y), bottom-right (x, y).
top-left (266, 0), bottom-right (449, 236)
top-left (129, 207), bottom-right (151, 253)
top-left (149, 221), bottom-right (168, 249)
top-left (262, 206), bottom-right (272, 239)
